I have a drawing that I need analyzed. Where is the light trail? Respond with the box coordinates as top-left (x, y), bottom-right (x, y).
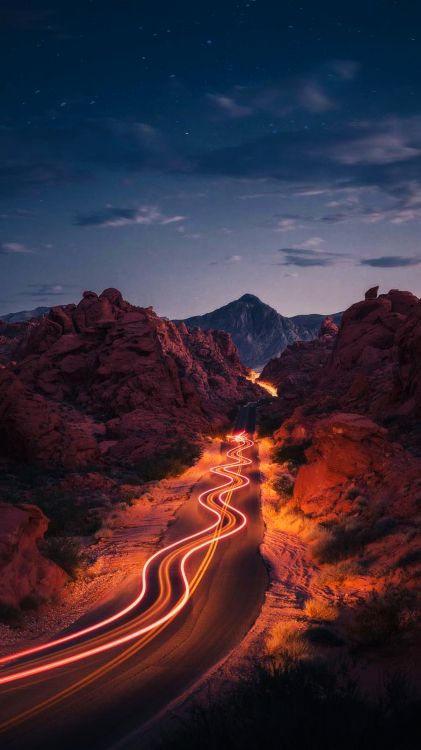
top-left (0, 433), bottom-right (254, 690)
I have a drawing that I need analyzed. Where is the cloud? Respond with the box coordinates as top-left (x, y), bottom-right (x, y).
top-left (209, 254), bottom-right (243, 266)
top-left (297, 81), bottom-right (334, 113)
top-left (208, 94), bottom-right (252, 118)
top-left (327, 131), bottom-right (421, 166)
top-left (277, 240), bottom-right (349, 267)
top-left (205, 60), bottom-right (359, 121)
top-left (0, 242), bottom-right (32, 254)
top-left (298, 237), bottom-right (325, 249)
top-left (280, 253), bottom-right (332, 267)
top-left (75, 205), bottom-right (186, 228)
top-left (360, 256), bottom-right (421, 268)
top-left (273, 218), bottom-right (304, 232)
top-left (26, 284), bottom-right (67, 296)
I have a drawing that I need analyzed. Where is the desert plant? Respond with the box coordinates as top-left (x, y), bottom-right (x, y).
top-left (266, 622), bottom-right (311, 668)
top-left (272, 473), bottom-right (295, 499)
top-left (42, 537), bottom-right (82, 579)
top-left (20, 593), bottom-right (44, 611)
top-left (273, 440), bottom-right (311, 468)
top-left (0, 600), bottom-right (21, 625)
top-left (133, 441), bottom-right (201, 482)
top-left (304, 597), bottom-right (338, 622)
top-left (344, 587), bottom-right (419, 649)
top-left (257, 413), bottom-right (282, 438)
top-left (155, 659), bottom-right (418, 750)
top-left (312, 518), bottom-right (399, 565)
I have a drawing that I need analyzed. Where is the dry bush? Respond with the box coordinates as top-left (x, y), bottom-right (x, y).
top-left (311, 519), bottom-right (399, 565)
top-left (43, 537), bottom-right (82, 579)
top-left (272, 473), bottom-right (295, 499)
top-left (317, 560), bottom-right (362, 586)
top-left (266, 622), bottom-right (311, 667)
top-left (304, 597), bottom-right (338, 622)
top-left (344, 587), bottom-right (419, 649)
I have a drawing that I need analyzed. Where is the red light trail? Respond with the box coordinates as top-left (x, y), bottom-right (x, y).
top-left (0, 433), bottom-right (254, 692)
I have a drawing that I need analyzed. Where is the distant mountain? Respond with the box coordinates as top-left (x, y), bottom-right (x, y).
top-left (0, 306), bottom-right (49, 324)
top-left (178, 294), bottom-right (342, 369)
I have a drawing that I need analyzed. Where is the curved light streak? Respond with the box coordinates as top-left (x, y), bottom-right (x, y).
top-left (0, 433), bottom-right (253, 687)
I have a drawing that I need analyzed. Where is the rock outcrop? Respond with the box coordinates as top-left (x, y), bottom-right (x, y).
top-left (259, 316), bottom-right (338, 400)
top-left (0, 503), bottom-right (67, 608)
top-left (0, 289), bottom-right (262, 468)
top-left (261, 289), bottom-right (421, 592)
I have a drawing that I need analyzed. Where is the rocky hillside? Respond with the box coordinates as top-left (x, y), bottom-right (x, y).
top-left (178, 294), bottom-right (341, 369)
top-left (259, 287), bottom-right (421, 641)
top-left (0, 306), bottom-right (49, 324)
top-left (0, 288), bottom-right (262, 469)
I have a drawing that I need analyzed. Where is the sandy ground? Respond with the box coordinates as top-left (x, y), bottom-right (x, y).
top-left (0, 439), bottom-right (222, 656)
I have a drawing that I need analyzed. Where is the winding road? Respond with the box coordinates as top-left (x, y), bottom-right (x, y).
top-left (0, 404), bottom-right (267, 750)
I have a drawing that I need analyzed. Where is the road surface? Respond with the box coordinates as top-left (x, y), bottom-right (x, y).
top-left (0, 404), bottom-right (267, 750)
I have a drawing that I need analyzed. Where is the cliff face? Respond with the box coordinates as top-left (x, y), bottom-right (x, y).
top-left (179, 293), bottom-right (341, 369)
top-left (0, 288), bottom-right (262, 468)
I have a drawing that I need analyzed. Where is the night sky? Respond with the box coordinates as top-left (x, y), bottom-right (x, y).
top-left (1, 0), bottom-right (421, 318)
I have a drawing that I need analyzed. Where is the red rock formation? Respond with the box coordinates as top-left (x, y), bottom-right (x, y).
top-left (259, 316), bottom-right (338, 400)
top-left (0, 503), bottom-right (67, 608)
top-left (0, 289), bottom-right (262, 467)
top-left (262, 288), bottom-right (421, 595)
top-left (260, 290), bottom-right (421, 449)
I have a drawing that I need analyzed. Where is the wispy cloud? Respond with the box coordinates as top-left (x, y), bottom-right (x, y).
top-left (209, 254), bottom-right (243, 266)
top-left (360, 255), bottom-right (421, 268)
top-left (75, 205), bottom-right (186, 228)
top-left (207, 94), bottom-right (253, 118)
top-left (0, 242), bottom-right (33, 254)
top-left (278, 238), bottom-right (349, 267)
top-left (206, 60), bottom-right (359, 121)
top-left (273, 218), bottom-right (304, 232)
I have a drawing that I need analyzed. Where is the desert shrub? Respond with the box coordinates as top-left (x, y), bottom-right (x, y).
top-left (20, 593), bottom-right (44, 611)
top-left (304, 597), bottom-right (338, 622)
top-left (0, 600), bottom-right (21, 625)
top-left (266, 622), bottom-right (311, 668)
top-left (317, 560), bottom-right (363, 587)
top-left (42, 537), bottom-right (82, 578)
top-left (303, 626), bottom-right (344, 648)
top-left (273, 440), bottom-right (311, 467)
top-left (344, 587), bottom-right (419, 649)
top-left (33, 493), bottom-right (102, 537)
top-left (257, 413), bottom-right (282, 438)
top-left (312, 518), bottom-right (399, 565)
top-left (272, 473), bottom-right (294, 499)
top-left (133, 441), bottom-right (201, 482)
top-left (155, 659), bottom-right (418, 750)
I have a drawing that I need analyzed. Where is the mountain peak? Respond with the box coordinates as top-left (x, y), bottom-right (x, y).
top-left (179, 295), bottom-right (342, 369)
top-left (237, 293), bottom-right (262, 304)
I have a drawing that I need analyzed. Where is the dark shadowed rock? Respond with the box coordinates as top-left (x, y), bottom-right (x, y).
top-left (365, 286), bottom-right (379, 300)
